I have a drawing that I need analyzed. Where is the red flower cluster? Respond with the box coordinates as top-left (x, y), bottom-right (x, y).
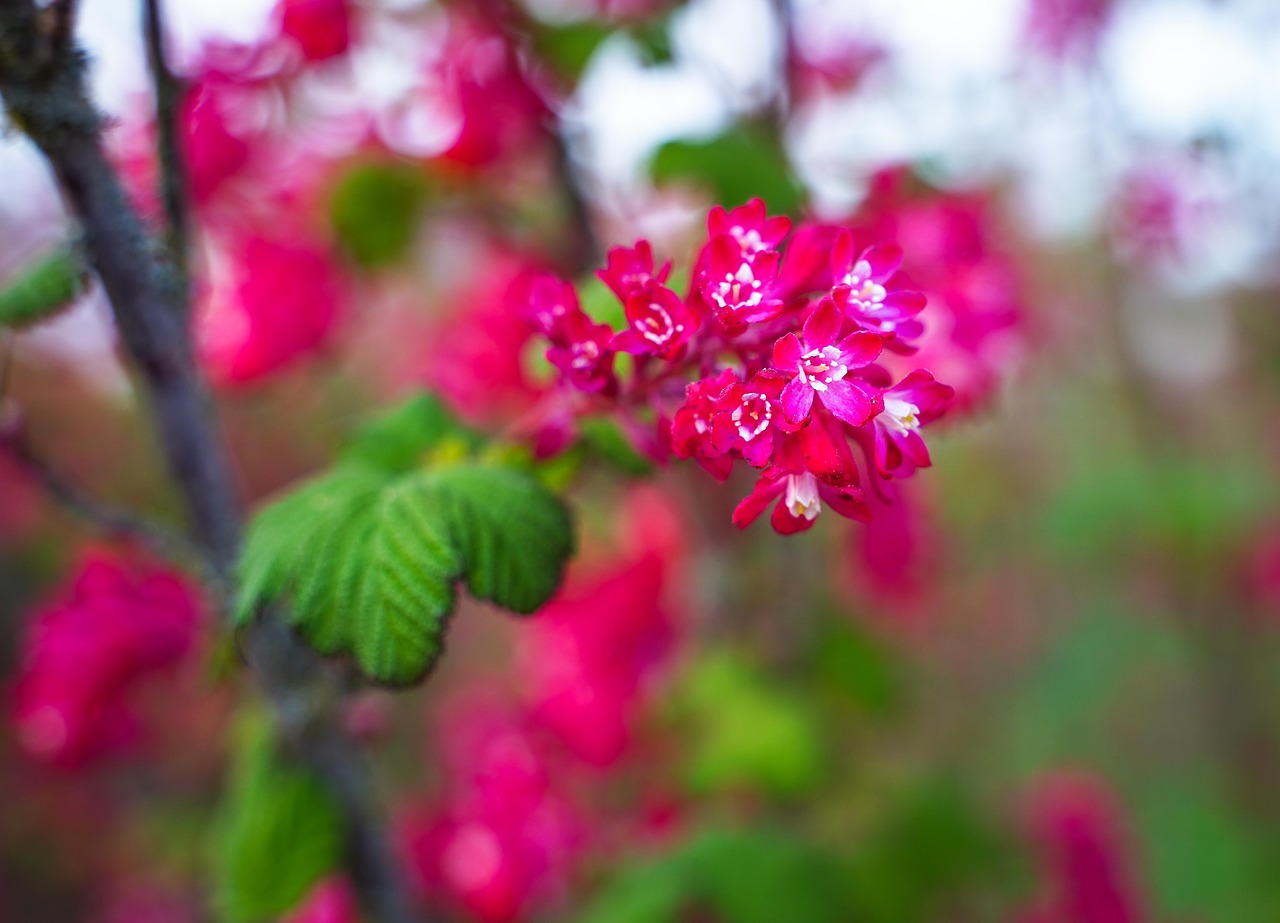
top-left (516, 199), bottom-right (955, 534)
top-left (8, 551), bottom-right (204, 768)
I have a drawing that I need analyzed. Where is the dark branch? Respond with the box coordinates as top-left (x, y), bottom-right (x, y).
top-left (143, 0), bottom-right (191, 282)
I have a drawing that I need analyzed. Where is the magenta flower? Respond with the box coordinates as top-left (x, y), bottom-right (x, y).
top-left (196, 234), bottom-right (348, 386)
top-left (700, 234), bottom-right (786, 334)
top-left (611, 282), bottom-right (696, 360)
top-left (10, 550), bottom-right (203, 768)
top-left (710, 370), bottom-right (789, 468)
top-left (598, 240), bottom-right (672, 303)
top-left (830, 232), bottom-right (927, 349)
top-left (545, 313), bottom-right (616, 396)
top-left (513, 271), bottom-right (581, 342)
top-left (275, 0), bottom-right (353, 63)
top-left (671, 369), bottom-right (738, 481)
top-left (707, 197), bottom-right (791, 259)
top-left (732, 469), bottom-right (869, 535)
top-left (772, 299), bottom-right (884, 427)
top-left (870, 370), bottom-right (954, 477)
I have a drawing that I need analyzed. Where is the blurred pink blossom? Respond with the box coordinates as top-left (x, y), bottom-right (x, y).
top-left (8, 549), bottom-right (204, 769)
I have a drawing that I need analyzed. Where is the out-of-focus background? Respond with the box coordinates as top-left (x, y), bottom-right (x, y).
top-left (4, 0), bottom-right (1280, 920)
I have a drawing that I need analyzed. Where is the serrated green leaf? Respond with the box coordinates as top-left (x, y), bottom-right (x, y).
top-left (352, 475), bottom-right (463, 684)
top-left (340, 392), bottom-right (481, 475)
top-left (237, 412), bottom-right (575, 685)
top-left (234, 466), bottom-right (388, 627)
top-left (0, 244), bottom-right (89, 330)
top-left (427, 465), bottom-right (575, 614)
top-left (211, 717), bottom-right (343, 923)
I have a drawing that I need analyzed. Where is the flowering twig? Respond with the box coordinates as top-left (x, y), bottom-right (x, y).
top-left (0, 4), bottom-right (423, 921)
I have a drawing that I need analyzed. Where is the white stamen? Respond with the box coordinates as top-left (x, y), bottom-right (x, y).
top-left (879, 396), bottom-right (921, 435)
top-left (784, 472), bottom-right (822, 521)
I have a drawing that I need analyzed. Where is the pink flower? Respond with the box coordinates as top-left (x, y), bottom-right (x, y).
top-left (276, 0), bottom-right (353, 63)
top-left (671, 369), bottom-right (739, 481)
top-left (1022, 0), bottom-right (1116, 64)
top-left (598, 241), bottom-right (672, 303)
top-left (707, 198), bottom-right (792, 259)
top-left (402, 696), bottom-right (585, 923)
top-left (180, 77), bottom-right (257, 206)
top-left (773, 299), bottom-right (884, 427)
top-left (1015, 773), bottom-right (1148, 923)
top-left (732, 468), bottom-right (869, 535)
top-left (709, 370), bottom-right (789, 468)
top-left (513, 270), bottom-right (581, 342)
top-left (699, 235), bottom-right (786, 334)
top-left (431, 15), bottom-right (548, 172)
top-left (196, 235), bottom-right (348, 386)
top-left (520, 551), bottom-right (675, 766)
top-left (869, 369), bottom-right (954, 477)
top-left (545, 313), bottom-right (617, 396)
top-left (611, 282), bottom-right (696, 360)
top-left (831, 234), bottom-right (927, 351)
top-left (9, 550), bottom-right (203, 768)
top-left (422, 254), bottom-right (543, 425)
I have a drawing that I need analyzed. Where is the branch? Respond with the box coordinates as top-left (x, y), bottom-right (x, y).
top-left (143, 0), bottom-right (191, 282)
top-left (0, 416), bottom-right (200, 562)
top-left (0, 5), bottom-right (424, 921)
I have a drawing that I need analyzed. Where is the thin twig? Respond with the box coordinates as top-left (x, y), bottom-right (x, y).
top-left (1, 426), bottom-right (202, 565)
top-left (143, 0), bottom-right (191, 287)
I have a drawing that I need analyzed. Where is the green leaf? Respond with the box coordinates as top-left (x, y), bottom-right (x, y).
top-left (340, 392), bottom-right (482, 475)
top-left (234, 465), bottom-right (387, 628)
top-left (577, 828), bottom-right (851, 923)
top-left (426, 464), bottom-right (576, 614)
top-left (533, 20), bottom-right (614, 80)
top-left (651, 123), bottom-right (804, 216)
top-left (211, 717), bottom-right (343, 923)
top-left (237, 446), bottom-right (575, 685)
top-left (328, 160), bottom-right (431, 269)
top-left (0, 244), bottom-right (89, 330)
top-left (351, 473), bottom-right (463, 684)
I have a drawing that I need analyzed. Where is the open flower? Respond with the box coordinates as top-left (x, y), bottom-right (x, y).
top-left (732, 469), bottom-right (869, 535)
top-left (710, 370), bottom-right (789, 468)
top-left (830, 233), bottom-right (926, 351)
top-left (700, 234), bottom-right (786, 335)
top-left (773, 299), bottom-right (884, 427)
top-left (598, 240), bottom-right (672, 303)
top-left (707, 198), bottom-right (791, 259)
top-left (870, 369), bottom-right (954, 477)
top-left (612, 282), bottom-right (695, 360)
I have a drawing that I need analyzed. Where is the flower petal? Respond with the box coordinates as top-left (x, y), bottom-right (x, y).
top-left (819, 378), bottom-right (875, 427)
top-left (803, 298), bottom-right (843, 348)
top-left (781, 377), bottom-right (815, 425)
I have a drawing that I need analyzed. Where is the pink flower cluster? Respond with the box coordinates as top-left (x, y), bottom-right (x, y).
top-left (516, 199), bottom-right (955, 534)
top-left (7, 550), bottom-right (204, 769)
